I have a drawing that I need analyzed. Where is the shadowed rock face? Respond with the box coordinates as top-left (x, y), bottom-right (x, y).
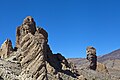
top-left (86, 46), bottom-right (97, 70)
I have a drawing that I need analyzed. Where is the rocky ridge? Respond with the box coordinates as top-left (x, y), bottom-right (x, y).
top-left (0, 16), bottom-right (83, 80)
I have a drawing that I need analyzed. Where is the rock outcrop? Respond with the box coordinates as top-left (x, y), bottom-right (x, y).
top-left (96, 62), bottom-right (108, 73)
top-left (0, 39), bottom-right (13, 59)
top-left (86, 46), bottom-right (97, 70)
top-left (0, 16), bottom-right (82, 80)
top-left (1, 16), bottom-right (120, 80)
top-left (16, 16), bottom-right (36, 48)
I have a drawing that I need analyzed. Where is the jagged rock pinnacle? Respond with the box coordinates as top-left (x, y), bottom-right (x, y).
top-left (86, 46), bottom-right (97, 70)
top-left (0, 16), bottom-right (82, 80)
top-left (22, 16), bottom-right (36, 34)
top-left (0, 39), bottom-right (13, 59)
top-left (16, 16), bottom-right (48, 49)
top-left (16, 16), bottom-right (36, 48)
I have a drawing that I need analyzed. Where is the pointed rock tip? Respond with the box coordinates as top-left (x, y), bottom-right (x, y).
top-left (23, 16), bottom-right (35, 24)
top-left (3, 38), bottom-right (12, 44)
top-left (25, 16), bottom-right (34, 19)
top-left (86, 46), bottom-right (96, 50)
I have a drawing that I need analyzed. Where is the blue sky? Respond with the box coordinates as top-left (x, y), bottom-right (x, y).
top-left (0, 0), bottom-right (120, 58)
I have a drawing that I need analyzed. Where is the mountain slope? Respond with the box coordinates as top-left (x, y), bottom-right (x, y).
top-left (98, 49), bottom-right (120, 62)
top-left (68, 49), bottom-right (120, 80)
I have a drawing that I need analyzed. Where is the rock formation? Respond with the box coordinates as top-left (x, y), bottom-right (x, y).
top-left (16, 16), bottom-right (36, 48)
top-left (96, 62), bottom-right (108, 73)
top-left (0, 16), bottom-right (83, 80)
top-left (1, 16), bottom-right (119, 80)
top-left (0, 39), bottom-right (13, 59)
top-left (86, 46), bottom-right (97, 70)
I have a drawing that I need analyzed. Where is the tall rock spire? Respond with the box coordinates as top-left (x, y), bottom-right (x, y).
top-left (16, 16), bottom-right (36, 48)
top-left (0, 16), bottom-right (82, 80)
top-left (86, 46), bottom-right (97, 70)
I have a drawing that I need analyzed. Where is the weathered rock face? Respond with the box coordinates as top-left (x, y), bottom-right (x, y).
top-left (16, 16), bottom-right (36, 48)
top-left (0, 16), bottom-right (81, 80)
top-left (0, 39), bottom-right (13, 59)
top-left (86, 46), bottom-right (97, 70)
top-left (0, 59), bottom-right (21, 80)
top-left (17, 32), bottom-right (48, 80)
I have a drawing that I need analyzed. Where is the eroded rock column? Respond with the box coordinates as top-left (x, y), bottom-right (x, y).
top-left (86, 46), bottom-right (97, 70)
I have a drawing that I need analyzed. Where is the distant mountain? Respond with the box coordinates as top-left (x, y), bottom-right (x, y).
top-left (98, 49), bottom-right (120, 62)
top-left (68, 49), bottom-right (120, 65)
top-left (68, 49), bottom-right (120, 80)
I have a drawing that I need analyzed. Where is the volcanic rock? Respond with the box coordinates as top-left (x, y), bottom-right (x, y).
top-left (0, 16), bottom-right (82, 80)
top-left (86, 46), bottom-right (97, 70)
top-left (0, 39), bottom-right (13, 59)
top-left (16, 16), bottom-right (36, 48)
